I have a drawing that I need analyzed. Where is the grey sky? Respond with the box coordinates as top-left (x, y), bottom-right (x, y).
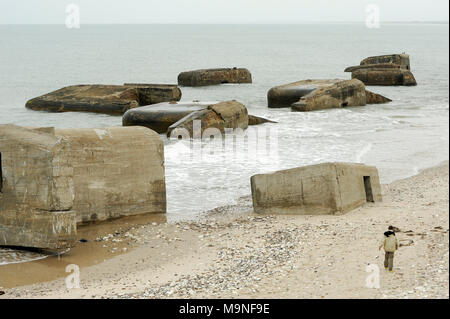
top-left (0, 0), bottom-right (449, 24)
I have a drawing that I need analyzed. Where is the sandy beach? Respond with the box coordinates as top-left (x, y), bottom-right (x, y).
top-left (0, 161), bottom-right (448, 299)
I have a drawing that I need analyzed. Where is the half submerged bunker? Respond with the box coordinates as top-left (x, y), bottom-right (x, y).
top-left (345, 54), bottom-right (417, 86)
top-left (123, 100), bottom-right (275, 137)
top-left (178, 68), bottom-right (252, 87)
top-left (25, 84), bottom-right (182, 115)
top-left (267, 79), bottom-right (391, 110)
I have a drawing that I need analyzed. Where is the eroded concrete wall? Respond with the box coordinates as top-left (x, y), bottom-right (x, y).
top-left (251, 163), bottom-right (341, 215)
top-left (167, 101), bottom-right (249, 138)
top-left (0, 125), bottom-right (77, 249)
top-left (178, 68), bottom-right (252, 86)
top-left (360, 54), bottom-right (411, 70)
top-left (0, 125), bottom-right (167, 250)
top-left (54, 127), bottom-right (166, 223)
top-left (25, 84), bottom-right (182, 115)
top-left (0, 210), bottom-right (77, 250)
top-left (334, 163), bottom-right (382, 214)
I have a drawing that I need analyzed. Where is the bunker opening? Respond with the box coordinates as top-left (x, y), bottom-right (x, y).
top-left (363, 176), bottom-right (374, 202)
top-left (0, 152), bottom-right (3, 193)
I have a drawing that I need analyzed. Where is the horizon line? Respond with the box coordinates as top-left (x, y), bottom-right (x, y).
top-left (0, 21), bottom-right (449, 26)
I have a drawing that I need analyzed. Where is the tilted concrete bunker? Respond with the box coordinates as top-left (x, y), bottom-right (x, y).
top-left (0, 125), bottom-right (166, 250)
top-left (345, 54), bottom-right (417, 86)
top-left (251, 162), bottom-right (382, 215)
top-left (25, 84), bottom-right (182, 115)
top-left (267, 79), bottom-right (391, 110)
top-left (123, 100), bottom-right (275, 137)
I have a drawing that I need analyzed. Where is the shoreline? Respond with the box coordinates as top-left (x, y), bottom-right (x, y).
top-left (0, 160), bottom-right (448, 298)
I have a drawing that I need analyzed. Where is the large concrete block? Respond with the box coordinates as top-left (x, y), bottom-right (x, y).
top-left (178, 68), bottom-right (252, 86)
top-left (123, 102), bottom-right (210, 133)
top-left (345, 54), bottom-right (417, 86)
top-left (123, 83), bottom-right (182, 105)
top-left (351, 69), bottom-right (417, 86)
top-left (54, 127), bottom-right (167, 223)
top-left (167, 101), bottom-right (249, 138)
top-left (251, 162), bottom-right (382, 215)
top-left (0, 125), bottom-right (77, 250)
top-left (25, 84), bottom-right (181, 115)
top-left (360, 54), bottom-right (411, 70)
top-left (123, 100), bottom-right (271, 137)
top-left (0, 210), bottom-right (77, 251)
top-left (268, 79), bottom-right (390, 110)
top-left (0, 124), bottom-right (167, 250)
top-left (291, 79), bottom-right (367, 111)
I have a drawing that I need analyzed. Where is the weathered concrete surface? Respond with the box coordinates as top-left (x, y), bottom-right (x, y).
top-left (123, 83), bottom-right (182, 105)
top-left (268, 80), bottom-right (317, 108)
top-left (0, 210), bottom-right (77, 251)
top-left (0, 125), bottom-right (77, 250)
top-left (345, 54), bottom-right (412, 72)
top-left (178, 68), bottom-right (252, 86)
top-left (268, 79), bottom-right (391, 110)
top-left (251, 162), bottom-right (382, 215)
top-left (365, 90), bottom-right (392, 104)
top-left (361, 54), bottom-right (411, 69)
top-left (290, 79), bottom-right (367, 111)
top-left (344, 63), bottom-right (400, 73)
top-left (345, 54), bottom-right (417, 86)
top-left (248, 115), bottom-right (277, 126)
top-left (25, 84), bottom-right (181, 115)
top-left (123, 101), bottom-right (274, 135)
top-left (123, 102), bottom-right (211, 133)
top-left (0, 124), bottom-right (166, 250)
top-left (268, 79), bottom-right (366, 109)
top-left (167, 101), bottom-right (249, 138)
top-left (352, 68), bottom-right (417, 86)
top-left (54, 127), bottom-right (166, 224)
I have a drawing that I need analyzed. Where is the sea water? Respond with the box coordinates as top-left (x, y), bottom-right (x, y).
top-left (0, 24), bottom-right (448, 263)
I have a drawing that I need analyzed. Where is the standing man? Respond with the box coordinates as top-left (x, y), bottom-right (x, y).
top-left (379, 226), bottom-right (399, 272)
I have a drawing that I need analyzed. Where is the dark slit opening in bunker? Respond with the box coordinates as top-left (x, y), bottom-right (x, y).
top-left (364, 176), bottom-right (374, 202)
top-left (0, 152), bottom-right (3, 193)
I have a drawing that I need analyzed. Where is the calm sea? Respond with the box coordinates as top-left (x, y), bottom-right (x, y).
top-left (0, 24), bottom-right (448, 223)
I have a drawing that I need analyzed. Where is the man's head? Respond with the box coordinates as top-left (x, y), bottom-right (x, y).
top-left (388, 225), bottom-right (394, 231)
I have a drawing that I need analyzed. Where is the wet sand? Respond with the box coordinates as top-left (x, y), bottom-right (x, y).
top-left (0, 161), bottom-right (448, 299)
top-left (0, 214), bottom-right (166, 289)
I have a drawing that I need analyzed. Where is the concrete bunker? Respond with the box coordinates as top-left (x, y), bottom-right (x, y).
top-left (0, 124), bottom-right (166, 250)
top-left (25, 84), bottom-right (182, 115)
top-left (344, 54), bottom-right (417, 86)
top-left (178, 68), bottom-right (252, 87)
top-left (267, 79), bottom-right (391, 110)
top-left (122, 101), bottom-right (275, 137)
top-left (250, 162), bottom-right (382, 215)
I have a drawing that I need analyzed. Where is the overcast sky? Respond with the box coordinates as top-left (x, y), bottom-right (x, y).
top-left (0, 0), bottom-right (449, 24)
